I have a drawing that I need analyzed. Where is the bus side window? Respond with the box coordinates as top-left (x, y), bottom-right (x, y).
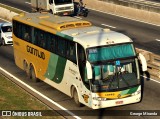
top-left (47, 33), bottom-right (55, 53)
top-left (39, 33), bottom-right (45, 48)
top-left (66, 41), bottom-right (76, 64)
top-left (33, 28), bottom-right (39, 45)
top-left (17, 22), bottom-right (22, 39)
top-left (57, 36), bottom-right (66, 57)
top-left (24, 32), bottom-right (30, 41)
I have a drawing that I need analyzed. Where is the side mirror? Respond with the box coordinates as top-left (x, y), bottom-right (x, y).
top-left (138, 53), bottom-right (147, 71)
top-left (86, 61), bottom-right (93, 79)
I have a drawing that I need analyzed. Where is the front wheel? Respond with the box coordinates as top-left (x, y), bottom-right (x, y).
top-left (49, 9), bottom-right (53, 14)
top-left (73, 89), bottom-right (83, 107)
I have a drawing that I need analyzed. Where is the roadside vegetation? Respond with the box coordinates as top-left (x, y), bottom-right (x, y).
top-left (0, 75), bottom-right (64, 119)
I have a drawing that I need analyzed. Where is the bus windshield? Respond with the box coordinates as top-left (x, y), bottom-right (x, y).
top-left (54, 0), bottom-right (72, 5)
top-left (87, 43), bottom-right (136, 63)
top-left (86, 44), bottom-right (140, 92)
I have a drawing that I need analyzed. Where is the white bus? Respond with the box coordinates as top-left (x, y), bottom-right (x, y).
top-left (12, 13), bottom-right (147, 109)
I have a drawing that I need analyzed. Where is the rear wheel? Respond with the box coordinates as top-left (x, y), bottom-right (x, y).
top-left (30, 65), bottom-right (39, 82)
top-left (23, 60), bottom-right (29, 76)
top-left (83, 11), bottom-right (88, 17)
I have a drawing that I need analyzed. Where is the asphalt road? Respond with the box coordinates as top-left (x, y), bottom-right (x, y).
top-left (0, 18), bottom-right (160, 118)
top-left (0, 0), bottom-right (160, 55)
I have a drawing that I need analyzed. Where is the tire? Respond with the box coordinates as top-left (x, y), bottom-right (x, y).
top-left (73, 88), bottom-right (83, 107)
top-left (23, 60), bottom-right (29, 76)
top-left (83, 12), bottom-right (88, 17)
top-left (30, 65), bottom-right (39, 82)
top-left (2, 38), bottom-right (5, 46)
top-left (50, 9), bottom-right (53, 14)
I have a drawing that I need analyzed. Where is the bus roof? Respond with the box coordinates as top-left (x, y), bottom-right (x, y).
top-left (61, 26), bottom-right (133, 48)
top-left (13, 13), bottom-right (91, 31)
top-left (13, 13), bottom-right (132, 48)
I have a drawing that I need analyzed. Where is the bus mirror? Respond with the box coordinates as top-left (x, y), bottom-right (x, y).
top-left (86, 61), bottom-right (93, 79)
top-left (138, 53), bottom-right (147, 71)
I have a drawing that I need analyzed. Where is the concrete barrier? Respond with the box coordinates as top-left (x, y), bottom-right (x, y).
top-left (75, 0), bottom-right (160, 25)
top-left (136, 48), bottom-right (160, 79)
top-left (0, 7), bottom-right (18, 21)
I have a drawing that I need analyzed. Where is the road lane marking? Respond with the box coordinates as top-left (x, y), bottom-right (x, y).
top-left (88, 8), bottom-right (160, 27)
top-left (25, 2), bottom-right (31, 5)
top-left (73, 16), bottom-right (82, 19)
top-left (101, 24), bottom-right (116, 29)
top-left (156, 39), bottom-right (160, 42)
top-left (0, 67), bottom-right (81, 119)
top-left (141, 75), bottom-right (160, 84)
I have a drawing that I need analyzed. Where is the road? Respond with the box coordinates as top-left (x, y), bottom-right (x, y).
top-left (0, 18), bottom-right (160, 119)
top-left (0, 0), bottom-right (160, 55)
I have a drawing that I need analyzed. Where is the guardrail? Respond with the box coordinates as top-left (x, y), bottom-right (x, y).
top-left (136, 48), bottom-right (160, 79)
top-left (99, 0), bottom-right (160, 13)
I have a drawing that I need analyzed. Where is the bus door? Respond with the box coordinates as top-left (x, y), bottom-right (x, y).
top-left (77, 44), bottom-right (91, 105)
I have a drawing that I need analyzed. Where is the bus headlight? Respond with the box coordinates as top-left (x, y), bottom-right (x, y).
top-left (132, 90), bottom-right (141, 96)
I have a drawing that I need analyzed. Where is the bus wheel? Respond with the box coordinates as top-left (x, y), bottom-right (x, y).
top-left (30, 65), bottom-right (39, 82)
top-left (23, 60), bottom-right (28, 73)
top-left (73, 89), bottom-right (83, 107)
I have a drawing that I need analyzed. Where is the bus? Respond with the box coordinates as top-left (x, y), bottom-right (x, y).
top-left (12, 13), bottom-right (147, 109)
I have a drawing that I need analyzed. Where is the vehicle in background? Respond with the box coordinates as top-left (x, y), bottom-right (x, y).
top-left (0, 23), bottom-right (13, 46)
top-left (31, 0), bottom-right (74, 16)
top-left (74, 2), bottom-right (89, 17)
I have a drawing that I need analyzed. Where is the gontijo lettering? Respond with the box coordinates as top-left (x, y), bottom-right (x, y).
top-left (26, 45), bottom-right (45, 60)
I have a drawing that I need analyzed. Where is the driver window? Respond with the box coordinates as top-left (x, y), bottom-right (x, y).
top-left (77, 44), bottom-right (86, 82)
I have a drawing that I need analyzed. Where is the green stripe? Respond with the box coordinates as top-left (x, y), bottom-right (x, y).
top-left (52, 57), bottom-right (67, 83)
top-left (57, 32), bottom-right (73, 40)
top-left (44, 54), bottom-right (58, 80)
top-left (120, 89), bottom-right (130, 95)
top-left (44, 54), bottom-right (67, 83)
top-left (127, 86), bottom-right (139, 94)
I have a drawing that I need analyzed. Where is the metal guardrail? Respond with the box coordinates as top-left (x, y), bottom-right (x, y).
top-left (99, 0), bottom-right (160, 13)
top-left (136, 48), bottom-right (160, 79)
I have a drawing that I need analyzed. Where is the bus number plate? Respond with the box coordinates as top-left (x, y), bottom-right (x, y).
top-left (115, 101), bottom-right (123, 105)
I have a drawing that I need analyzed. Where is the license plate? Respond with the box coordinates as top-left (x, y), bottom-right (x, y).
top-left (63, 12), bottom-right (68, 15)
top-left (115, 101), bottom-right (123, 105)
